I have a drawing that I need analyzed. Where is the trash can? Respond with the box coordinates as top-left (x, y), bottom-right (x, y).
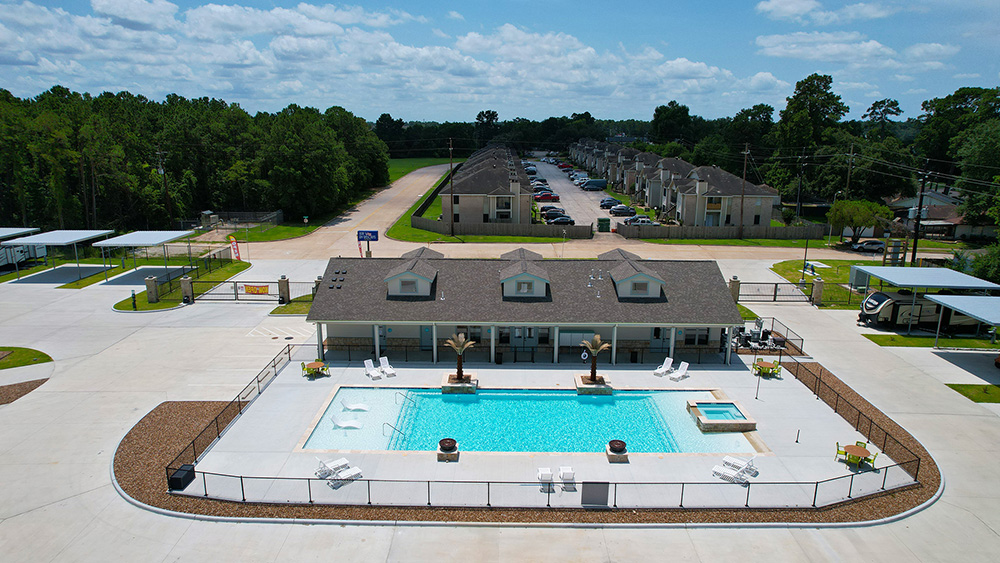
top-left (496, 352), bottom-right (503, 365)
top-left (630, 350), bottom-right (639, 363)
top-left (598, 217), bottom-right (611, 232)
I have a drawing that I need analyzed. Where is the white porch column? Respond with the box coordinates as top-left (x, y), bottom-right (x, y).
top-left (669, 327), bottom-right (676, 358)
top-left (373, 324), bottom-right (380, 359)
top-left (316, 323), bottom-right (324, 360)
top-left (432, 324), bottom-right (438, 363)
top-left (611, 324), bottom-right (618, 364)
top-left (553, 326), bottom-right (560, 363)
top-left (725, 326), bottom-right (733, 365)
top-left (490, 325), bottom-right (496, 363)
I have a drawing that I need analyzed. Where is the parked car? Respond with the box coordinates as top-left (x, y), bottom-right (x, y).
top-left (852, 240), bottom-right (885, 253)
top-left (546, 216), bottom-right (575, 225)
top-left (609, 204), bottom-right (635, 216)
top-left (539, 205), bottom-right (562, 213)
top-left (541, 209), bottom-right (567, 220)
top-left (600, 198), bottom-right (619, 209)
top-left (533, 186), bottom-right (553, 193)
top-left (534, 192), bottom-right (560, 202)
top-left (557, 163), bottom-right (572, 169)
top-left (623, 216), bottom-right (660, 226)
top-left (582, 179), bottom-right (608, 190)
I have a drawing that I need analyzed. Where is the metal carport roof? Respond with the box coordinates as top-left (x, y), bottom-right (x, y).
top-left (925, 295), bottom-right (1000, 347)
top-left (852, 266), bottom-right (1000, 291)
top-left (0, 227), bottom-right (40, 241)
top-left (1, 229), bottom-right (113, 281)
top-left (92, 230), bottom-right (195, 281)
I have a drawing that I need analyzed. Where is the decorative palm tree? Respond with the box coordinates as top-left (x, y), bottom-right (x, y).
top-left (445, 333), bottom-right (475, 382)
top-left (581, 334), bottom-right (611, 383)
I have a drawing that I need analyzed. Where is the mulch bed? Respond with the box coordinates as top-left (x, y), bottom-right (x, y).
top-left (0, 378), bottom-right (48, 405)
top-left (114, 361), bottom-right (941, 524)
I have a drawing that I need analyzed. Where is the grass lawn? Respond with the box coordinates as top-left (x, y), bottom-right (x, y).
top-left (423, 195), bottom-right (443, 220)
top-left (946, 384), bottom-right (1000, 403)
top-left (113, 260), bottom-right (252, 311)
top-left (0, 347), bottom-right (53, 370)
top-left (738, 304), bottom-right (759, 320)
top-left (388, 158), bottom-right (462, 183)
top-left (771, 257), bottom-right (891, 310)
top-left (863, 333), bottom-right (1000, 349)
top-left (270, 295), bottom-right (313, 315)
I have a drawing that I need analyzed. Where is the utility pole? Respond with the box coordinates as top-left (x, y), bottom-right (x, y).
top-left (448, 138), bottom-right (454, 237)
top-left (739, 143), bottom-right (749, 239)
top-left (910, 169), bottom-right (928, 266)
top-left (156, 145), bottom-right (173, 226)
top-left (845, 142), bottom-right (854, 196)
top-left (795, 148), bottom-right (806, 218)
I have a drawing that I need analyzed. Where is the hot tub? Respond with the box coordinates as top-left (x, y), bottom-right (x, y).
top-left (687, 400), bottom-right (756, 432)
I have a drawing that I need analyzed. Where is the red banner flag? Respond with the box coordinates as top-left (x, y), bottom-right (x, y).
top-left (227, 235), bottom-right (242, 261)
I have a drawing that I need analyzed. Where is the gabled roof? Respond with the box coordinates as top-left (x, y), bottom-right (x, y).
top-left (657, 158), bottom-right (695, 177)
top-left (383, 258), bottom-right (438, 282)
top-left (598, 248), bottom-right (642, 261)
top-left (401, 247), bottom-right (445, 260)
top-left (609, 260), bottom-right (664, 285)
top-left (500, 248), bottom-right (543, 261)
top-left (499, 259), bottom-right (550, 283)
top-left (637, 152), bottom-right (660, 166)
top-left (683, 166), bottom-right (779, 198)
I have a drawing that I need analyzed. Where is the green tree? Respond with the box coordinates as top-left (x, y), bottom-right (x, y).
top-left (445, 333), bottom-right (475, 382)
top-left (651, 101), bottom-right (692, 143)
top-left (971, 244), bottom-right (1000, 284)
top-left (862, 99), bottom-right (902, 139)
top-left (580, 334), bottom-right (611, 383)
top-left (475, 110), bottom-right (499, 147)
top-left (727, 104), bottom-right (774, 147)
top-left (950, 119), bottom-right (1000, 225)
top-left (827, 199), bottom-right (892, 244)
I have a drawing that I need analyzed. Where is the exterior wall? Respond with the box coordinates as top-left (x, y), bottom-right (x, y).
top-left (325, 323), bottom-right (371, 338)
top-left (676, 193), bottom-right (778, 227)
top-left (614, 275), bottom-right (662, 298)
top-left (387, 275), bottom-right (431, 296)
top-left (502, 275), bottom-right (548, 297)
top-left (385, 324), bottom-right (420, 339)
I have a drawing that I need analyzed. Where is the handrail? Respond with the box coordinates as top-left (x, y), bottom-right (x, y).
top-left (383, 421), bottom-right (405, 438)
top-left (394, 391), bottom-right (416, 405)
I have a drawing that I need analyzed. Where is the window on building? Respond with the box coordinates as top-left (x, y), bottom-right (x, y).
top-left (453, 214), bottom-right (460, 223)
top-left (538, 328), bottom-right (550, 344)
top-left (652, 327), bottom-right (661, 339)
top-left (725, 214), bottom-right (731, 225)
top-left (632, 281), bottom-right (648, 295)
top-left (753, 214), bottom-right (761, 225)
top-left (453, 195), bottom-right (460, 205)
top-left (684, 328), bottom-right (709, 346)
top-left (400, 279), bottom-right (417, 293)
top-left (526, 327), bottom-right (535, 339)
top-left (516, 280), bottom-right (533, 294)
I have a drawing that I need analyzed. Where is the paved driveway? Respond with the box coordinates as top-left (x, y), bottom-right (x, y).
top-left (530, 159), bottom-right (610, 228)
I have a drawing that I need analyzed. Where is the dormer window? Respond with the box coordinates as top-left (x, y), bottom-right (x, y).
top-left (400, 280), bottom-right (417, 294)
top-left (632, 281), bottom-right (648, 295)
top-left (516, 280), bottom-right (534, 294)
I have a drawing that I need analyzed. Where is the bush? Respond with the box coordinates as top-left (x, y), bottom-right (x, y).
top-left (781, 207), bottom-right (797, 225)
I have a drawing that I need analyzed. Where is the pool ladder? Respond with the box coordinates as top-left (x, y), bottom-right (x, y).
top-left (395, 391), bottom-right (416, 405)
top-left (383, 422), bottom-right (405, 439)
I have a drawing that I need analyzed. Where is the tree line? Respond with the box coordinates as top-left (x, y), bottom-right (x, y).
top-left (0, 86), bottom-right (390, 231)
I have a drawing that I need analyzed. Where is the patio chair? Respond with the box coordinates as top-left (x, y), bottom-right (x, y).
top-left (327, 466), bottom-right (363, 489)
top-left (653, 357), bottom-right (674, 377)
top-left (538, 467), bottom-right (553, 483)
top-left (722, 455), bottom-right (759, 478)
top-left (314, 457), bottom-right (349, 479)
top-left (712, 464), bottom-right (748, 485)
top-left (856, 441), bottom-right (868, 448)
top-left (363, 358), bottom-right (383, 380)
top-left (835, 442), bottom-right (846, 460)
top-left (669, 361), bottom-right (690, 382)
top-left (331, 414), bottom-right (363, 429)
top-left (558, 466), bottom-right (575, 482)
top-left (301, 362), bottom-right (307, 376)
top-left (341, 399), bottom-right (370, 412)
top-left (864, 452), bottom-right (879, 466)
top-left (379, 356), bottom-right (397, 377)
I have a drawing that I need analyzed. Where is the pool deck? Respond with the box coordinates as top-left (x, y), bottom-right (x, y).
top-left (188, 347), bottom-right (902, 509)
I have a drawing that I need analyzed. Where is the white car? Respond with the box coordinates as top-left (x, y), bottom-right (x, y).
top-left (852, 240), bottom-right (885, 253)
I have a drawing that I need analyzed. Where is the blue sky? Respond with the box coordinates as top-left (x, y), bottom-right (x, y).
top-left (1, 0), bottom-right (997, 122)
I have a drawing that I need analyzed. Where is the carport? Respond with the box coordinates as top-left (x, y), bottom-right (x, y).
top-left (0, 227), bottom-right (41, 279)
top-left (1, 229), bottom-right (112, 281)
top-left (925, 295), bottom-right (1000, 348)
top-left (852, 266), bottom-right (1000, 334)
top-left (92, 230), bottom-right (195, 282)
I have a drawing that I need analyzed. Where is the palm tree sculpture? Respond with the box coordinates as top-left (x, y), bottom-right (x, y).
top-left (581, 334), bottom-right (611, 383)
top-left (445, 333), bottom-right (475, 382)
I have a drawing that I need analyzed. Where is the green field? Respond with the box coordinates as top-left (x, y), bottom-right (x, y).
top-left (113, 260), bottom-right (252, 311)
top-left (738, 305), bottom-right (759, 320)
top-left (946, 384), bottom-right (1000, 403)
top-left (270, 294), bottom-right (313, 315)
top-left (863, 333), bottom-right (1000, 349)
top-left (388, 158), bottom-right (461, 183)
top-left (0, 347), bottom-right (53, 370)
top-left (770, 258), bottom-right (888, 309)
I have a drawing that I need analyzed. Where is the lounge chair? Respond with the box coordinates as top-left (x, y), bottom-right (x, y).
top-left (331, 414), bottom-right (362, 429)
top-left (363, 358), bottom-right (383, 380)
top-left (669, 361), bottom-right (690, 382)
top-left (327, 466), bottom-right (363, 489)
top-left (341, 399), bottom-right (370, 412)
top-left (538, 467), bottom-right (553, 482)
top-left (653, 357), bottom-right (674, 377)
top-left (314, 457), bottom-right (350, 479)
top-left (379, 356), bottom-right (397, 377)
top-left (722, 455), bottom-right (759, 478)
top-left (712, 464), bottom-right (748, 485)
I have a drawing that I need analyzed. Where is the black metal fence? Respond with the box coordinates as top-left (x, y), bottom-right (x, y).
top-left (738, 282), bottom-right (813, 303)
top-left (194, 280), bottom-right (279, 301)
top-left (321, 343), bottom-right (725, 365)
top-left (155, 248), bottom-right (234, 301)
top-left (734, 317), bottom-right (805, 356)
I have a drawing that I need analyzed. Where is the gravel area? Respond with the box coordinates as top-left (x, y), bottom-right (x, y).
top-left (0, 378), bottom-right (47, 405)
top-left (114, 360), bottom-right (941, 524)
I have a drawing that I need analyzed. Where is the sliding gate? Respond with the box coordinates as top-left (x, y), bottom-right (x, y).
top-left (193, 280), bottom-right (280, 301)
top-left (738, 282), bottom-right (813, 303)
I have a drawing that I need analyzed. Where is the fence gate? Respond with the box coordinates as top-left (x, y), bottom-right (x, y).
top-left (738, 282), bottom-right (813, 303)
top-left (194, 280), bottom-right (279, 301)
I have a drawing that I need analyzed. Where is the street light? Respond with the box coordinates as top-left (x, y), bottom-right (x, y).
top-left (827, 190), bottom-right (843, 245)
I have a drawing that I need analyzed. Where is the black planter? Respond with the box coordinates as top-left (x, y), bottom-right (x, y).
top-left (608, 440), bottom-right (627, 454)
top-left (439, 438), bottom-right (457, 452)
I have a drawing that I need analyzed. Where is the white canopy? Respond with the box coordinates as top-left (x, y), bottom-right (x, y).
top-left (0, 227), bottom-right (40, 241)
top-left (93, 231), bottom-right (194, 248)
top-left (1, 229), bottom-right (113, 247)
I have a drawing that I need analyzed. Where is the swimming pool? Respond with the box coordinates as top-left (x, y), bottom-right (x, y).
top-left (696, 402), bottom-right (746, 420)
top-left (303, 388), bottom-right (755, 454)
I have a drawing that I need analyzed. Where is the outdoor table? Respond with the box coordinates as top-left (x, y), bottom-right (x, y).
top-left (753, 360), bottom-right (779, 377)
top-left (305, 362), bottom-right (325, 370)
top-left (843, 444), bottom-right (870, 465)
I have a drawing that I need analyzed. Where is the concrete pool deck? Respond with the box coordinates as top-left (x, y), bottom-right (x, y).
top-left (186, 347), bottom-right (905, 509)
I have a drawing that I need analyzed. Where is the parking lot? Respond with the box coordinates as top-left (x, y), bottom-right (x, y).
top-left (530, 159), bottom-right (616, 228)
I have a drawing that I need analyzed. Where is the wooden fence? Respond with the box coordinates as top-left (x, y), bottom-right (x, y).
top-left (411, 216), bottom-right (593, 238)
top-left (616, 224), bottom-right (826, 240)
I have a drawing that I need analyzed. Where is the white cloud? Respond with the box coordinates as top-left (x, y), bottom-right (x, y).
top-left (432, 28), bottom-right (449, 39)
top-left (90, 0), bottom-right (178, 31)
top-left (447, 11), bottom-right (464, 21)
top-left (755, 32), bottom-right (896, 64)
top-left (953, 72), bottom-right (980, 79)
top-left (746, 71), bottom-right (789, 91)
top-left (757, 0), bottom-right (896, 24)
top-left (904, 43), bottom-right (960, 60)
top-left (756, 0), bottom-right (820, 20)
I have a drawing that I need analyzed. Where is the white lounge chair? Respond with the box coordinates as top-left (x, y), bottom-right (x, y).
top-left (314, 456), bottom-right (349, 479)
top-left (363, 358), bottom-right (383, 380)
top-left (722, 455), bottom-right (759, 478)
top-left (653, 357), bottom-right (674, 377)
top-left (341, 399), bottom-right (370, 412)
top-left (331, 414), bottom-right (362, 429)
top-left (379, 356), bottom-right (397, 377)
top-left (327, 466), bottom-right (363, 489)
top-left (669, 361), bottom-right (690, 381)
top-left (712, 464), bottom-right (748, 485)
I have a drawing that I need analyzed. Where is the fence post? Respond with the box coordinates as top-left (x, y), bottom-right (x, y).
top-left (145, 276), bottom-right (159, 303)
top-left (847, 474), bottom-right (854, 498)
top-left (233, 282), bottom-right (239, 300)
top-left (487, 482), bottom-right (491, 507)
top-left (812, 482), bottom-right (819, 507)
top-left (773, 284), bottom-right (778, 301)
top-left (745, 483), bottom-right (751, 507)
top-left (308, 478), bottom-right (313, 503)
top-left (427, 481), bottom-right (431, 506)
top-left (367, 480), bottom-right (371, 505)
top-left (882, 468), bottom-right (889, 490)
top-left (240, 476), bottom-right (246, 502)
top-left (202, 472), bottom-right (208, 496)
top-left (679, 483), bottom-right (685, 507)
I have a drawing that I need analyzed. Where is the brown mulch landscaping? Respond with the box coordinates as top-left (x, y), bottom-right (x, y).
top-left (0, 378), bottom-right (48, 405)
top-left (114, 360), bottom-right (941, 524)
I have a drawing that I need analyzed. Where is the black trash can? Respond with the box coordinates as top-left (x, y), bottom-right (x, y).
top-left (168, 464), bottom-right (196, 490)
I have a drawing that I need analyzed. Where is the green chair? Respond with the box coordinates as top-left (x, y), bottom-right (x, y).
top-left (864, 452), bottom-right (879, 466)
top-left (301, 362), bottom-right (307, 376)
top-left (835, 442), bottom-right (846, 460)
top-left (856, 441), bottom-right (868, 448)
top-left (846, 453), bottom-right (861, 466)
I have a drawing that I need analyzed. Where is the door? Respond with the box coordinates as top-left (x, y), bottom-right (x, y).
top-left (419, 326), bottom-right (432, 350)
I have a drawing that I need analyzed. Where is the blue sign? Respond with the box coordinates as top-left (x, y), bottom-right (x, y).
top-left (357, 230), bottom-right (379, 242)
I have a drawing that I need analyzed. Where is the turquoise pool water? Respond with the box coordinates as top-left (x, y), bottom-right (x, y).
top-left (304, 388), bottom-right (754, 454)
top-left (696, 402), bottom-right (747, 421)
